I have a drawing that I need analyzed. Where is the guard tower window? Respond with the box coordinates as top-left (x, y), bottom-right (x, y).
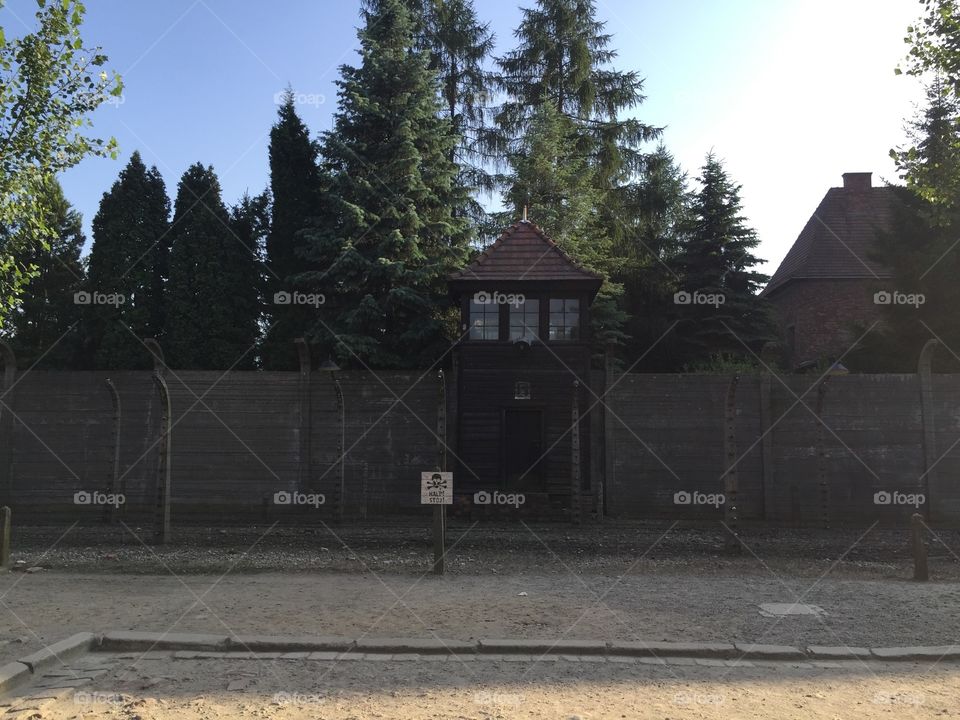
top-left (469, 299), bottom-right (500, 340)
top-left (549, 298), bottom-right (580, 341)
top-left (509, 298), bottom-right (540, 341)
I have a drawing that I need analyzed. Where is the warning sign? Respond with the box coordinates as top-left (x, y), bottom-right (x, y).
top-left (421, 472), bottom-right (453, 505)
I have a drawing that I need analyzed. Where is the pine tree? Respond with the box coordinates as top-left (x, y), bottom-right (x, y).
top-left (672, 153), bottom-right (772, 368)
top-left (85, 152), bottom-right (171, 369)
top-left (2, 178), bottom-right (85, 368)
top-left (405, 0), bottom-right (496, 221)
top-left (261, 91), bottom-right (323, 369)
top-left (298, 0), bottom-right (471, 368)
top-left (164, 164), bottom-right (261, 369)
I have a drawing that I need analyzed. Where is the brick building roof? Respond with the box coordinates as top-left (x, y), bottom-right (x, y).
top-left (762, 173), bottom-right (900, 297)
top-left (449, 219), bottom-right (603, 283)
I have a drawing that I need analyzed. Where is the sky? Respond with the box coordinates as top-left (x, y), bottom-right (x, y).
top-left (3, 0), bottom-right (926, 277)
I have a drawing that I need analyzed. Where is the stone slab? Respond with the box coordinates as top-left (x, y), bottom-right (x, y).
top-left (18, 633), bottom-right (96, 675)
top-left (608, 641), bottom-right (737, 658)
top-left (99, 631), bottom-right (229, 652)
top-left (478, 639), bottom-right (605, 655)
top-left (733, 643), bottom-right (805, 660)
top-left (226, 635), bottom-right (354, 652)
top-left (807, 645), bottom-right (871, 659)
top-left (355, 638), bottom-right (473, 654)
top-left (872, 646), bottom-right (960, 660)
top-left (0, 662), bottom-right (31, 695)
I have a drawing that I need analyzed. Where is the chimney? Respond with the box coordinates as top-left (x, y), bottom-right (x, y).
top-left (842, 172), bottom-right (872, 192)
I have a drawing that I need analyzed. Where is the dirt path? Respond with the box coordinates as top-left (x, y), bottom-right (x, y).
top-left (16, 653), bottom-right (960, 720)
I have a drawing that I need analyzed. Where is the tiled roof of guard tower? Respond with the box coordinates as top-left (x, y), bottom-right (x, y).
top-left (449, 219), bottom-right (603, 282)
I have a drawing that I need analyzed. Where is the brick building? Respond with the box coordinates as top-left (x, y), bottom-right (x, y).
top-left (762, 172), bottom-right (901, 368)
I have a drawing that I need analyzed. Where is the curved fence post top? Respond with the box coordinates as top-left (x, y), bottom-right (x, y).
top-left (143, 338), bottom-right (166, 375)
top-left (0, 340), bottom-right (15, 377)
top-left (294, 337), bottom-right (310, 376)
top-left (919, 338), bottom-right (940, 375)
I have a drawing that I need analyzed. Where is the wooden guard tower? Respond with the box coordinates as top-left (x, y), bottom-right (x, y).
top-left (447, 219), bottom-right (603, 519)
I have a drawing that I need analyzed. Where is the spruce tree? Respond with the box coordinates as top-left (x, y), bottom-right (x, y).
top-left (854, 82), bottom-right (960, 371)
top-left (494, 0), bottom-right (659, 184)
top-left (85, 151), bottom-right (171, 369)
top-left (298, 0), bottom-right (471, 368)
top-left (164, 164), bottom-right (261, 369)
top-left (405, 0), bottom-right (496, 221)
top-left (261, 91), bottom-right (323, 369)
top-left (2, 178), bottom-right (85, 368)
top-left (610, 145), bottom-right (691, 370)
top-left (672, 153), bottom-right (772, 368)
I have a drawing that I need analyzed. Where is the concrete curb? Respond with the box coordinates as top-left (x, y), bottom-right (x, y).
top-left (83, 633), bottom-right (960, 661)
top-left (4, 631), bottom-right (960, 700)
top-left (18, 632), bottom-right (96, 674)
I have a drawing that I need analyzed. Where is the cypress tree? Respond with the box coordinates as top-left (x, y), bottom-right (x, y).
top-left (672, 153), bottom-right (772, 368)
top-left (85, 151), bottom-right (171, 369)
top-left (261, 91), bottom-right (323, 369)
top-left (299, 0), bottom-right (471, 368)
top-left (2, 178), bottom-right (85, 368)
top-left (164, 164), bottom-right (261, 369)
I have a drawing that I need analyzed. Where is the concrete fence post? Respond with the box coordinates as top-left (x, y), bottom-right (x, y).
top-left (145, 339), bottom-right (171, 544)
top-left (437, 369), bottom-right (447, 473)
top-left (570, 379), bottom-right (582, 524)
top-left (758, 342), bottom-right (779, 521)
top-left (0, 506), bottom-right (10, 571)
top-left (815, 378), bottom-right (831, 529)
top-left (294, 338), bottom-right (312, 498)
top-left (723, 374), bottom-right (741, 553)
top-left (0, 341), bottom-right (16, 499)
top-left (911, 513), bottom-right (929, 581)
top-left (918, 339), bottom-right (939, 522)
top-left (104, 379), bottom-right (122, 524)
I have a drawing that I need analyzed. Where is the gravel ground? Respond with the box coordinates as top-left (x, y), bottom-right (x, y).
top-left (8, 522), bottom-right (960, 577)
top-left (0, 523), bottom-right (956, 671)
top-left (14, 654), bottom-right (960, 720)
